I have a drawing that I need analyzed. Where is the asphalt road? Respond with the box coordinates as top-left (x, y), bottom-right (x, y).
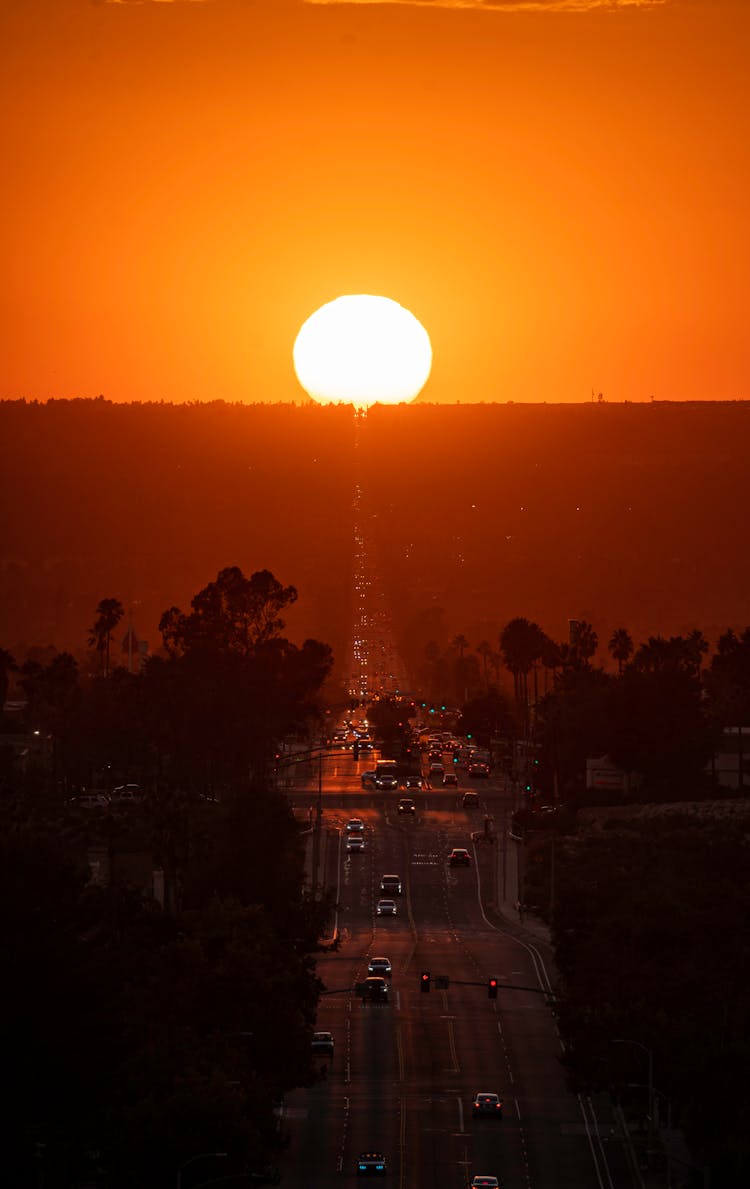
top-left (280, 756), bottom-right (633, 1189)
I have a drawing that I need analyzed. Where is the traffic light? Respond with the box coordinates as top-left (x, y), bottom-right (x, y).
top-left (420, 971), bottom-right (431, 993)
top-left (488, 978), bottom-right (499, 999)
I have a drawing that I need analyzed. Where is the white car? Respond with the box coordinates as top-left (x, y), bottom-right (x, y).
top-left (376, 899), bottom-right (397, 917)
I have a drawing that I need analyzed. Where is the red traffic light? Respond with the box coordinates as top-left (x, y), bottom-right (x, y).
top-left (488, 978), bottom-right (499, 999)
top-left (420, 971), bottom-right (431, 993)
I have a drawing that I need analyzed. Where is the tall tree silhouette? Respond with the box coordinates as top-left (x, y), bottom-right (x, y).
top-left (476, 640), bottom-right (493, 690)
top-left (159, 566), bottom-right (297, 657)
top-left (500, 617), bottom-right (544, 728)
top-left (608, 627), bottom-right (633, 674)
top-left (88, 598), bottom-right (124, 675)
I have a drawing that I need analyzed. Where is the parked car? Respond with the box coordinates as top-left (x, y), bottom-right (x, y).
top-left (448, 847), bottom-right (471, 867)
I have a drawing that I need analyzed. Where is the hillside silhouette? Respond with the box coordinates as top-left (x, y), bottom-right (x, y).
top-left (1, 398), bottom-right (749, 676)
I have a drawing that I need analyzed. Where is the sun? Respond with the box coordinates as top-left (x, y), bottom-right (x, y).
top-left (293, 295), bottom-right (432, 407)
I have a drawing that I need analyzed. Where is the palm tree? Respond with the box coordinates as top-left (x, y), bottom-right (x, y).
top-left (452, 634), bottom-right (469, 659)
top-left (608, 627), bottom-right (633, 674)
top-left (88, 597), bottom-right (124, 675)
top-left (539, 634), bottom-right (563, 693)
top-left (499, 618), bottom-right (544, 728)
top-left (572, 620), bottom-right (598, 667)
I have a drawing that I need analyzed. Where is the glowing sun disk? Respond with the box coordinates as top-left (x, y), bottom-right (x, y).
top-left (293, 295), bottom-right (432, 406)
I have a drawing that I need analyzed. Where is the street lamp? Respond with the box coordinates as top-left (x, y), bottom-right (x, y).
top-left (176, 1152), bottom-right (228, 1189)
top-left (613, 1038), bottom-right (654, 1149)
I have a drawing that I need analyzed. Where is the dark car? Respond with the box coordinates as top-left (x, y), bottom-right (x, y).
top-left (357, 1152), bottom-right (387, 1176)
top-left (360, 976), bottom-right (389, 1002)
top-left (380, 874), bottom-right (402, 895)
top-left (469, 762), bottom-right (491, 778)
top-left (462, 790), bottom-right (480, 808)
top-left (311, 1031), bottom-right (334, 1058)
top-left (397, 797), bottom-right (416, 815)
top-left (442, 772), bottom-right (458, 787)
top-left (449, 847), bottom-right (472, 867)
top-left (405, 775), bottom-right (423, 790)
top-left (472, 1091), bottom-right (503, 1118)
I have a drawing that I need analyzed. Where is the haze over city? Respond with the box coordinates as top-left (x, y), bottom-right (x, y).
top-left (2, 2), bottom-right (750, 1189)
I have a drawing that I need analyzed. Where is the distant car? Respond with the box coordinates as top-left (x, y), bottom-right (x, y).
top-left (428, 750), bottom-right (443, 762)
top-left (380, 874), bottom-right (402, 895)
top-left (357, 1152), bottom-right (387, 1176)
top-left (347, 835), bottom-right (365, 853)
top-left (429, 763), bottom-right (445, 779)
top-left (405, 775), bottom-right (423, 790)
top-left (376, 899), bottom-right (397, 917)
top-left (311, 1031), bottom-right (334, 1058)
top-left (397, 797), bottom-right (416, 815)
top-left (469, 762), bottom-right (491, 778)
top-left (449, 847), bottom-right (472, 867)
top-left (442, 772), bottom-right (458, 787)
top-left (71, 792), bottom-right (109, 810)
top-left (374, 774), bottom-right (399, 790)
top-left (367, 956), bottom-right (392, 977)
top-left (472, 1091), bottom-right (503, 1118)
top-left (470, 1178), bottom-right (500, 1189)
top-left (462, 790), bottom-right (480, 808)
top-left (360, 976), bottom-right (389, 1002)
top-left (346, 818), bottom-right (364, 833)
top-left (361, 770), bottom-right (377, 786)
top-left (110, 783), bottom-right (143, 805)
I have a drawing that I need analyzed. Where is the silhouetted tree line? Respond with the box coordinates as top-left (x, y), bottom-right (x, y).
top-left (549, 811), bottom-right (750, 1187)
top-left (0, 565), bottom-right (334, 1187)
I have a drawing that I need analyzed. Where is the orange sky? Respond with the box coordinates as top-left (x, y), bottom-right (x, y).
top-left (2, 0), bottom-right (748, 405)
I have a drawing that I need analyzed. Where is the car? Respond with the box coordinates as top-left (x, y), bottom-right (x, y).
top-left (311, 1031), bottom-right (334, 1058)
top-left (462, 790), bottom-right (480, 808)
top-left (70, 792), bottom-right (110, 810)
top-left (470, 1178), bottom-right (499, 1189)
top-left (357, 1152), bottom-right (387, 1176)
top-left (428, 750), bottom-right (444, 762)
top-left (429, 763), bottom-right (445, 779)
top-left (472, 1091), bottom-right (503, 1118)
top-left (374, 774), bottom-right (399, 790)
top-left (346, 818), bottom-right (364, 833)
top-left (469, 762), bottom-right (491, 778)
top-left (110, 783), bottom-right (143, 805)
top-left (367, 956), bottom-right (392, 977)
top-left (347, 835), bottom-right (365, 853)
top-left (405, 775), bottom-right (423, 790)
top-left (361, 770), bottom-right (377, 786)
top-left (397, 797), bottom-right (416, 814)
top-left (442, 772), bottom-right (458, 787)
top-left (360, 976), bottom-right (389, 1002)
top-left (380, 874), bottom-right (402, 895)
top-left (449, 847), bottom-right (472, 867)
top-left (376, 899), bottom-right (397, 916)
